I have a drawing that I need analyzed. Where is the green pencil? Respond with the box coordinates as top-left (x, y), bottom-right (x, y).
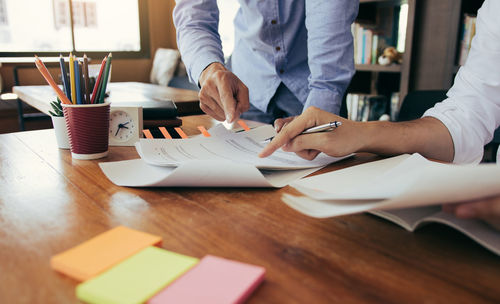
top-left (98, 53), bottom-right (112, 103)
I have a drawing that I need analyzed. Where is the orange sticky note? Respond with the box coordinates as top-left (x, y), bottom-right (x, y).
top-left (174, 127), bottom-right (188, 139)
top-left (237, 120), bottom-right (251, 131)
top-left (51, 226), bottom-right (162, 281)
top-left (159, 127), bottom-right (172, 139)
top-left (143, 129), bottom-right (153, 139)
top-left (197, 126), bottom-right (211, 137)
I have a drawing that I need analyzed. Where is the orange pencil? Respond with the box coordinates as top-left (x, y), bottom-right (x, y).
top-left (90, 56), bottom-right (107, 104)
top-left (34, 56), bottom-right (72, 105)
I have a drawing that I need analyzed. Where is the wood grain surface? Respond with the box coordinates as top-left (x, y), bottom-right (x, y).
top-left (0, 115), bottom-right (499, 303)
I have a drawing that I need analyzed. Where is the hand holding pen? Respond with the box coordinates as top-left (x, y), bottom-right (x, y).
top-left (261, 121), bottom-right (342, 142)
top-left (259, 107), bottom-right (359, 160)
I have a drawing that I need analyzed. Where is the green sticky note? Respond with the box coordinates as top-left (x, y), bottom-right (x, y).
top-left (76, 247), bottom-right (199, 304)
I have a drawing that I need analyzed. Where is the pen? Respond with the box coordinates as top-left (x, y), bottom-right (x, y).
top-left (59, 54), bottom-right (70, 99)
top-left (262, 121), bottom-right (342, 142)
top-left (74, 58), bottom-right (82, 105)
top-left (83, 54), bottom-right (90, 104)
top-left (301, 121), bottom-right (342, 134)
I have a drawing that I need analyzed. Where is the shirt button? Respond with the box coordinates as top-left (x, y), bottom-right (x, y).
top-left (279, 69), bottom-right (284, 74)
top-left (275, 46), bottom-right (281, 51)
top-left (271, 20), bottom-right (277, 25)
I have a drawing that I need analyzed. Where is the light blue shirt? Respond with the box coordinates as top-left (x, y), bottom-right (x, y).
top-left (173, 0), bottom-right (358, 115)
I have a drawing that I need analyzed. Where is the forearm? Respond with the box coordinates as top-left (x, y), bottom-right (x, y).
top-left (360, 117), bottom-right (455, 162)
top-left (173, 0), bottom-right (224, 85)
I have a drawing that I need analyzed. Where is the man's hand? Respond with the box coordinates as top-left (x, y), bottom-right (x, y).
top-left (198, 62), bottom-right (250, 122)
top-left (443, 198), bottom-right (500, 231)
top-left (259, 107), bottom-right (366, 160)
top-left (274, 116), bottom-right (296, 132)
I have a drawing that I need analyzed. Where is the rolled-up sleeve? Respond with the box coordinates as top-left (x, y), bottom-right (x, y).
top-left (303, 0), bottom-right (358, 114)
top-left (173, 0), bottom-right (225, 85)
top-left (423, 0), bottom-right (500, 164)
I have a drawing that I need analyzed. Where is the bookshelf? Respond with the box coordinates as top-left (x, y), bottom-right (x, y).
top-left (344, 0), bottom-right (416, 120)
top-left (410, 0), bottom-right (484, 92)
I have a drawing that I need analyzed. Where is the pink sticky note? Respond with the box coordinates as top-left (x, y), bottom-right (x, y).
top-left (148, 255), bottom-right (265, 304)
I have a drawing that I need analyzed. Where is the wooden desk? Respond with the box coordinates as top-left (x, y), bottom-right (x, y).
top-left (0, 115), bottom-right (499, 303)
top-left (12, 82), bottom-right (201, 116)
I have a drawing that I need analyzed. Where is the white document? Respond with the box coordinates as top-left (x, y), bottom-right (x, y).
top-left (99, 159), bottom-right (322, 188)
top-left (283, 153), bottom-right (500, 217)
top-left (100, 123), bottom-right (351, 187)
top-left (135, 125), bottom-right (344, 170)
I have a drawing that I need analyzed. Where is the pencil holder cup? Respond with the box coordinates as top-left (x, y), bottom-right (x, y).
top-left (51, 115), bottom-right (70, 149)
top-left (62, 102), bottom-right (110, 160)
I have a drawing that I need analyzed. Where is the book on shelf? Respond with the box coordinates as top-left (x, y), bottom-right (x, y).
top-left (352, 23), bottom-right (385, 65)
top-left (389, 92), bottom-right (401, 121)
top-left (458, 14), bottom-right (477, 66)
top-left (346, 93), bottom-right (387, 122)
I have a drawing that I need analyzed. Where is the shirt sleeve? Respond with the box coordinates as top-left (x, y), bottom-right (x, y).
top-left (423, 0), bottom-right (500, 164)
top-left (173, 0), bottom-right (225, 86)
top-left (303, 0), bottom-right (358, 114)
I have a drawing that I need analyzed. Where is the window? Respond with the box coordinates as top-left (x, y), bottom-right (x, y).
top-left (0, 0), bottom-right (8, 26)
top-left (0, 0), bottom-right (149, 58)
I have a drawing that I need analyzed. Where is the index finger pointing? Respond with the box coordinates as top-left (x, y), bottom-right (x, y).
top-left (218, 80), bottom-right (238, 122)
top-left (258, 118), bottom-right (309, 158)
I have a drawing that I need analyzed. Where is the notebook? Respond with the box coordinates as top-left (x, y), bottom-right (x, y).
top-left (76, 247), bottom-right (199, 304)
top-left (50, 226), bottom-right (162, 281)
top-left (148, 255), bottom-right (266, 304)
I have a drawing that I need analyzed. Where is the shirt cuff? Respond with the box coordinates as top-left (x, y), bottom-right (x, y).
top-left (188, 55), bottom-right (225, 87)
top-left (423, 108), bottom-right (483, 164)
top-left (303, 88), bottom-right (342, 115)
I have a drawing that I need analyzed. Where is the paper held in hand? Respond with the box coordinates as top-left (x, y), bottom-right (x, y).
top-left (282, 153), bottom-right (500, 256)
top-left (282, 153), bottom-right (500, 217)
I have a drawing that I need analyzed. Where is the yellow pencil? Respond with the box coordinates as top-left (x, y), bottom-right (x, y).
top-left (69, 53), bottom-right (76, 104)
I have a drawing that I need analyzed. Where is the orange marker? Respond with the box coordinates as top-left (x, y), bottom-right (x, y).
top-left (197, 126), bottom-right (211, 137)
top-left (237, 120), bottom-right (251, 131)
top-left (174, 127), bottom-right (188, 139)
top-left (159, 127), bottom-right (172, 139)
top-left (34, 56), bottom-right (71, 104)
top-left (142, 129), bottom-right (153, 139)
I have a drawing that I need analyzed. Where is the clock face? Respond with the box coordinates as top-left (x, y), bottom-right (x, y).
top-left (109, 110), bottom-right (137, 143)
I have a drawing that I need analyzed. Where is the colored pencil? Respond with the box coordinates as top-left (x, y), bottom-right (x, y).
top-left (34, 56), bottom-right (72, 105)
top-left (59, 54), bottom-right (70, 99)
top-left (98, 53), bottom-right (112, 104)
top-left (69, 53), bottom-right (76, 104)
top-left (90, 56), bottom-right (107, 104)
top-left (83, 54), bottom-right (90, 104)
top-left (74, 59), bottom-right (82, 104)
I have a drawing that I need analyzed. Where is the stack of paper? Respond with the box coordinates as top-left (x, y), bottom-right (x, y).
top-left (100, 124), bottom-right (349, 187)
top-left (282, 154), bottom-right (500, 218)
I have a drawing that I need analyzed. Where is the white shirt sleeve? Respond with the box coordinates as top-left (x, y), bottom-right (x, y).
top-left (423, 0), bottom-right (500, 164)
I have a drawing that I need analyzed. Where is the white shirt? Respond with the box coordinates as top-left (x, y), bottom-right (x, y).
top-left (423, 0), bottom-right (500, 164)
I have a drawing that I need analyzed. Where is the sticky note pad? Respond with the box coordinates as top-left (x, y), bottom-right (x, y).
top-left (76, 247), bottom-right (199, 304)
top-left (51, 226), bottom-right (162, 281)
top-left (148, 255), bottom-right (265, 304)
